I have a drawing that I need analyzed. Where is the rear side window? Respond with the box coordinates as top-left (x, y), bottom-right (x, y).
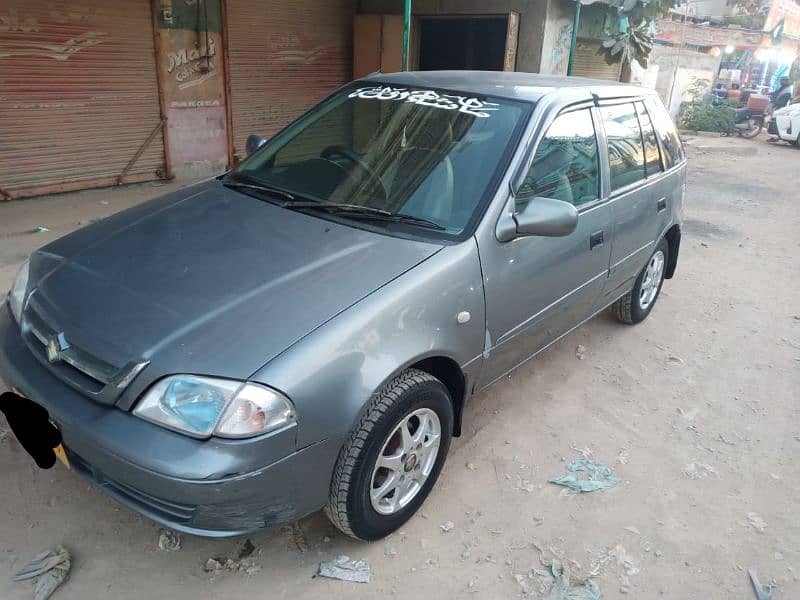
top-left (636, 102), bottom-right (662, 176)
top-left (600, 103), bottom-right (646, 191)
top-left (645, 97), bottom-right (685, 169)
top-left (518, 108), bottom-right (599, 208)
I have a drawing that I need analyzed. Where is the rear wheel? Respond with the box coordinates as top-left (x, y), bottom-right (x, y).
top-left (612, 238), bottom-right (669, 324)
top-left (325, 369), bottom-right (453, 541)
top-left (738, 117), bottom-right (762, 139)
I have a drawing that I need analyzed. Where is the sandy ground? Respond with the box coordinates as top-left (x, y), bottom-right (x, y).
top-left (1, 137), bottom-right (799, 600)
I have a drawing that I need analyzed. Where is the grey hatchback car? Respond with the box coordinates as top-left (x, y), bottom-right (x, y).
top-left (1, 71), bottom-right (685, 541)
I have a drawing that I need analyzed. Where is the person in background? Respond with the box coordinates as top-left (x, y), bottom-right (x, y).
top-left (727, 82), bottom-right (742, 105)
top-left (767, 77), bottom-right (794, 142)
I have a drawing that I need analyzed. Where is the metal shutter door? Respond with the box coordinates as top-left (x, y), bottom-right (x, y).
top-left (571, 38), bottom-right (622, 81)
top-left (225, 0), bottom-right (356, 161)
top-left (0, 1), bottom-right (165, 200)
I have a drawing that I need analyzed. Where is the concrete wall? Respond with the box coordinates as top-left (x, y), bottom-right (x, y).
top-left (539, 0), bottom-right (574, 75)
top-left (358, 0), bottom-right (550, 73)
top-left (649, 44), bottom-right (722, 116)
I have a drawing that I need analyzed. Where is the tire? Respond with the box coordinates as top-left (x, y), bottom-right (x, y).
top-left (612, 238), bottom-right (669, 325)
top-left (325, 369), bottom-right (453, 541)
top-left (739, 119), bottom-right (762, 139)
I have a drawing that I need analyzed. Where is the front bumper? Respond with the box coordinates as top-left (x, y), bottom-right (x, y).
top-left (0, 302), bottom-right (340, 537)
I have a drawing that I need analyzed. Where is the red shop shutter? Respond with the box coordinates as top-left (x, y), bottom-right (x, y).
top-left (224, 0), bottom-right (357, 161)
top-left (0, 1), bottom-right (166, 199)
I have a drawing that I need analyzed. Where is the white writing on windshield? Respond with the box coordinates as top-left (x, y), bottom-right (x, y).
top-left (348, 86), bottom-right (500, 118)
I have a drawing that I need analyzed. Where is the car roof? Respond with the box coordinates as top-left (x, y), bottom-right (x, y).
top-left (360, 70), bottom-right (655, 103)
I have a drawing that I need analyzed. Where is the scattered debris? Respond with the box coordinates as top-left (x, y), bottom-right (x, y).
top-left (384, 546), bottom-right (397, 558)
top-left (569, 443), bottom-right (594, 459)
top-left (466, 462), bottom-right (477, 470)
top-left (33, 226), bottom-right (50, 234)
top-left (746, 512), bottom-right (768, 533)
top-left (623, 526), bottom-right (641, 536)
top-left (516, 475), bottom-right (536, 493)
top-left (575, 345), bottom-right (587, 360)
top-left (12, 545), bottom-right (71, 600)
top-left (204, 558), bottom-right (223, 572)
top-left (322, 536), bottom-right (332, 543)
top-left (317, 555), bottom-right (371, 583)
top-left (549, 458), bottom-right (620, 494)
top-left (748, 568), bottom-right (775, 600)
top-left (290, 520), bottom-right (309, 553)
top-left (203, 555), bottom-right (261, 576)
top-left (683, 462), bottom-right (719, 479)
top-left (157, 528), bottom-right (182, 552)
top-left (616, 448), bottom-right (630, 465)
top-left (546, 559), bottom-right (601, 600)
top-left (590, 545), bottom-right (639, 593)
top-left (238, 539), bottom-right (256, 559)
top-left (440, 520), bottom-right (455, 533)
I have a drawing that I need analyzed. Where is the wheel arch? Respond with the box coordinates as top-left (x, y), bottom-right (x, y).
top-left (407, 355), bottom-right (467, 437)
top-left (363, 353), bottom-right (469, 439)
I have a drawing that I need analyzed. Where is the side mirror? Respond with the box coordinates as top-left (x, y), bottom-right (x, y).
top-left (497, 196), bottom-right (578, 242)
top-left (245, 134), bottom-right (267, 157)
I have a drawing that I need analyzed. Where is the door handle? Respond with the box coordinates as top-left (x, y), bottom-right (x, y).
top-left (657, 197), bottom-right (667, 212)
top-left (589, 230), bottom-right (604, 249)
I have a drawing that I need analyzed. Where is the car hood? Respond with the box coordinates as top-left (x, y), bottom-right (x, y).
top-left (26, 180), bottom-right (442, 387)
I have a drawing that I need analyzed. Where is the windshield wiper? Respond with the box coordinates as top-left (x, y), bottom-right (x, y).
top-left (223, 180), bottom-right (296, 203)
top-left (281, 201), bottom-right (446, 231)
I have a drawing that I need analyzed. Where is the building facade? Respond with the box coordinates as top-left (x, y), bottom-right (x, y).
top-left (1, 0), bottom-right (627, 200)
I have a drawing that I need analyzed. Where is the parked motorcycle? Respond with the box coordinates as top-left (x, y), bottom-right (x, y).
top-left (734, 107), bottom-right (764, 138)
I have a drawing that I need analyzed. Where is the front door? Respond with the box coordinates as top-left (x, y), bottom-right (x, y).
top-left (477, 107), bottom-right (612, 388)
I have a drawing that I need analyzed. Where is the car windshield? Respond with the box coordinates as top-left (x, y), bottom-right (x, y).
top-left (229, 84), bottom-right (528, 236)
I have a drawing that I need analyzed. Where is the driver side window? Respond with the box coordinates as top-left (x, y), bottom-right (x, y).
top-left (517, 108), bottom-right (600, 210)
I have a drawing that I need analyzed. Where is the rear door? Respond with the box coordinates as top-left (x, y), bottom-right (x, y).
top-left (598, 100), bottom-right (663, 303)
top-left (477, 105), bottom-right (612, 387)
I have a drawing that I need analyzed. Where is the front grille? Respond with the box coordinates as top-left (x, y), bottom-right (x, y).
top-left (20, 297), bottom-right (149, 405)
top-left (25, 307), bottom-right (117, 388)
top-left (69, 450), bottom-right (196, 524)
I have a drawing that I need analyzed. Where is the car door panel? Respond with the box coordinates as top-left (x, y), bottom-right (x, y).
top-left (478, 203), bottom-right (612, 386)
top-left (476, 106), bottom-right (611, 388)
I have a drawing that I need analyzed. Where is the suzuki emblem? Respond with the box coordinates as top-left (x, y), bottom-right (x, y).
top-left (46, 337), bottom-right (61, 363)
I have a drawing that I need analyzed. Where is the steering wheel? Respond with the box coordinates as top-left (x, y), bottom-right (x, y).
top-left (320, 145), bottom-right (387, 201)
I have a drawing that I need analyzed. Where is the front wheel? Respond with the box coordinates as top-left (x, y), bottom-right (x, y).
top-left (612, 238), bottom-right (669, 324)
top-left (325, 369), bottom-right (453, 541)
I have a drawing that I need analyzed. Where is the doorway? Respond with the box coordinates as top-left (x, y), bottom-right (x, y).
top-left (417, 16), bottom-right (512, 71)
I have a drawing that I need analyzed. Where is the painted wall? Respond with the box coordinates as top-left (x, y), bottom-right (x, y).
top-left (358, 0), bottom-right (550, 73)
top-left (649, 43), bottom-right (721, 116)
top-left (155, 0), bottom-right (228, 179)
top-left (539, 0), bottom-right (573, 75)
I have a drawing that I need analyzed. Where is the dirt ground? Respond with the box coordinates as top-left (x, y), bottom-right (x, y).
top-left (1, 137), bottom-right (799, 600)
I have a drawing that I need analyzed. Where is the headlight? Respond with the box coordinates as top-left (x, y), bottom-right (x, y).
top-left (133, 375), bottom-right (295, 439)
top-left (8, 259), bottom-right (30, 324)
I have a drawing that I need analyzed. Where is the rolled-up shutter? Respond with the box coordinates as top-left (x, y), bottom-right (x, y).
top-left (571, 38), bottom-right (622, 81)
top-left (225, 0), bottom-right (357, 161)
top-left (0, 1), bottom-right (166, 200)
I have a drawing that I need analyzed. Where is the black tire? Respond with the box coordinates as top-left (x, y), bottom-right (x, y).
top-left (612, 238), bottom-right (669, 325)
top-left (325, 369), bottom-right (453, 541)
top-left (738, 119), bottom-right (762, 139)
